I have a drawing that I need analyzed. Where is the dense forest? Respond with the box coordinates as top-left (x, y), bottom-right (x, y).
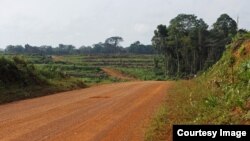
top-left (4, 37), bottom-right (154, 55)
top-left (152, 13), bottom-right (248, 77)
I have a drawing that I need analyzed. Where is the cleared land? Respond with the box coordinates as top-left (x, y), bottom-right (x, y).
top-left (0, 81), bottom-right (170, 141)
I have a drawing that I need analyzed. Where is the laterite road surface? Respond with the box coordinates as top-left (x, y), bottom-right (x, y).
top-left (0, 81), bottom-right (170, 141)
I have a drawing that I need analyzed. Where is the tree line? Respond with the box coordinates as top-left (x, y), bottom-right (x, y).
top-left (152, 13), bottom-right (248, 77)
top-left (4, 37), bottom-right (154, 55)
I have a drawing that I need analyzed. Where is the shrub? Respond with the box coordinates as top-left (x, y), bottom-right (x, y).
top-left (0, 56), bottom-right (47, 87)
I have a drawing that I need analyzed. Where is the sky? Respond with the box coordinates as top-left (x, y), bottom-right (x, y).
top-left (0, 0), bottom-right (249, 48)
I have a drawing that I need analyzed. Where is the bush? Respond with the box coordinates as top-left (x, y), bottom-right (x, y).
top-left (0, 56), bottom-right (49, 87)
top-left (238, 60), bottom-right (250, 83)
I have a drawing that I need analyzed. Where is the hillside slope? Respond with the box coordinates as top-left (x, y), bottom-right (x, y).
top-left (0, 56), bottom-right (86, 104)
top-left (146, 33), bottom-right (250, 141)
top-left (201, 33), bottom-right (250, 123)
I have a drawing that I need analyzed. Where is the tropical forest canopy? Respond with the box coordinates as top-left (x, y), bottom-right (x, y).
top-left (152, 13), bottom-right (247, 77)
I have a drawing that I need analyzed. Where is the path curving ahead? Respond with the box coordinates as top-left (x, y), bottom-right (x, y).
top-left (101, 67), bottom-right (136, 81)
top-left (0, 81), bottom-right (170, 141)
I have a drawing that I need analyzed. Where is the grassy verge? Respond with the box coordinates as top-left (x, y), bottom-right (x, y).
top-left (145, 104), bottom-right (168, 141)
top-left (145, 78), bottom-right (249, 141)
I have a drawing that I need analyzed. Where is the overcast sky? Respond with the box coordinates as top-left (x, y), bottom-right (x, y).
top-left (0, 0), bottom-right (249, 48)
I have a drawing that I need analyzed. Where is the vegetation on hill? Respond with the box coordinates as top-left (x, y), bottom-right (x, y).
top-left (145, 32), bottom-right (250, 141)
top-left (0, 56), bottom-right (47, 86)
top-left (0, 56), bottom-right (86, 104)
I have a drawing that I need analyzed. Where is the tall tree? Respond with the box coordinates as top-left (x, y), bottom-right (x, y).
top-left (213, 14), bottom-right (237, 38)
top-left (168, 14), bottom-right (208, 74)
top-left (128, 41), bottom-right (154, 54)
top-left (104, 36), bottom-right (124, 54)
top-left (152, 14), bottom-right (238, 77)
top-left (152, 25), bottom-right (171, 75)
top-left (205, 14), bottom-right (237, 67)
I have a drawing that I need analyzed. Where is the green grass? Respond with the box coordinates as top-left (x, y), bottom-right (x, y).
top-left (145, 104), bottom-right (168, 141)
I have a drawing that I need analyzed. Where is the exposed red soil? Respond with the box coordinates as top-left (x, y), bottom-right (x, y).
top-left (101, 67), bottom-right (136, 81)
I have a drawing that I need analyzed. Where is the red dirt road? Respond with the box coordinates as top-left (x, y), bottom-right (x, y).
top-left (0, 81), bottom-right (170, 141)
top-left (101, 68), bottom-right (136, 81)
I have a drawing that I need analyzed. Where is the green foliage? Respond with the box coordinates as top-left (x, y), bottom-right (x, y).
top-left (4, 37), bottom-right (154, 55)
top-left (128, 41), bottom-right (155, 54)
top-left (213, 14), bottom-right (238, 37)
top-left (238, 60), bottom-right (250, 83)
top-left (37, 66), bottom-right (66, 80)
top-left (152, 14), bottom-right (238, 77)
top-left (204, 95), bottom-right (219, 108)
top-left (193, 33), bottom-right (250, 122)
top-left (0, 56), bottom-right (46, 87)
top-left (0, 56), bottom-right (86, 104)
top-left (200, 33), bottom-right (250, 112)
